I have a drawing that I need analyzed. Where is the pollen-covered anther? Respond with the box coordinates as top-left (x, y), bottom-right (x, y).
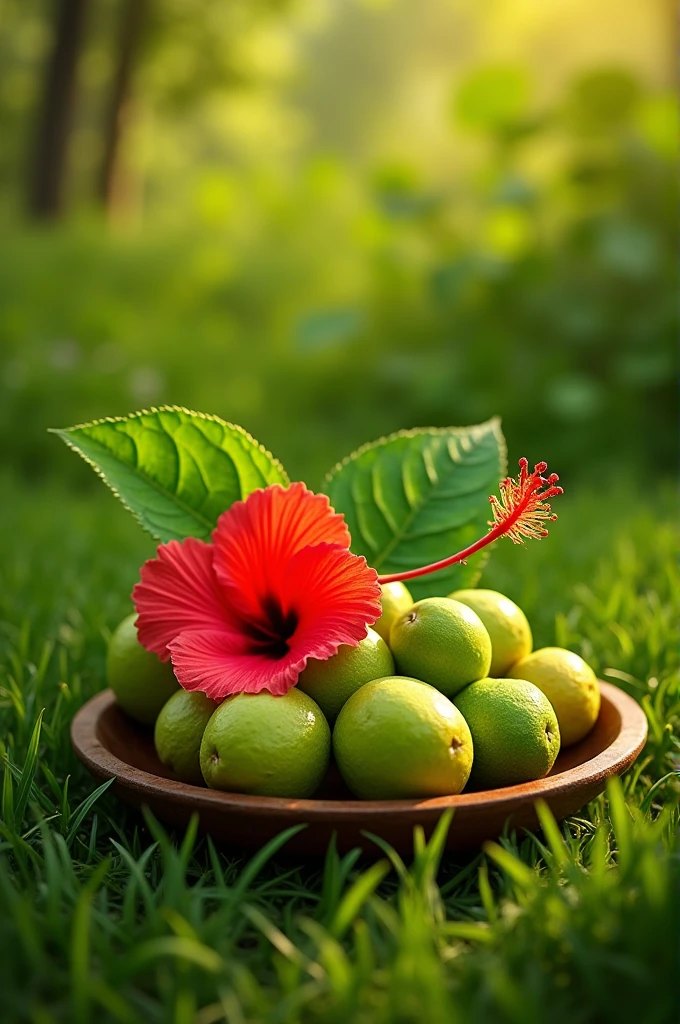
top-left (487, 458), bottom-right (564, 546)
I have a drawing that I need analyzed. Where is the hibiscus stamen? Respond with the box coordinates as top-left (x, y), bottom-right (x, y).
top-left (377, 458), bottom-right (563, 585)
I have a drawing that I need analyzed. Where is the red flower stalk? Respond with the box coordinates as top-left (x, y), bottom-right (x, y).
top-left (133, 483), bottom-right (381, 699)
top-left (377, 459), bottom-right (563, 585)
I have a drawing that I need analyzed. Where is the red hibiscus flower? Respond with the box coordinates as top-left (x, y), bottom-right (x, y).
top-left (133, 482), bottom-right (382, 699)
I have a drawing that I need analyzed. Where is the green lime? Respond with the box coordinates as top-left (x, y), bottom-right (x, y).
top-left (389, 597), bottom-right (492, 697)
top-left (333, 676), bottom-right (473, 799)
top-left (373, 582), bottom-right (413, 644)
top-left (200, 689), bottom-right (331, 798)
top-left (454, 677), bottom-right (560, 789)
top-left (448, 588), bottom-right (532, 676)
top-left (297, 627), bottom-right (394, 721)
top-left (154, 690), bottom-right (219, 784)
top-left (509, 647), bottom-right (600, 746)
top-left (106, 613), bottom-right (179, 725)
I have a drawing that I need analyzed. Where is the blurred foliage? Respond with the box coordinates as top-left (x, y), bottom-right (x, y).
top-left (0, 0), bottom-right (300, 209)
top-left (1, 61), bottom-right (676, 485)
top-left (0, 0), bottom-right (675, 489)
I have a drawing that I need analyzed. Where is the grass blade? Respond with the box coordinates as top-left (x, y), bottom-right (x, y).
top-left (639, 771), bottom-right (680, 814)
top-left (330, 859), bottom-right (391, 939)
top-left (14, 709), bottom-right (45, 824)
top-left (230, 825), bottom-right (307, 900)
top-left (483, 842), bottom-right (536, 889)
top-left (2, 760), bottom-right (15, 830)
top-left (534, 800), bottom-right (570, 870)
top-left (65, 778), bottom-right (115, 848)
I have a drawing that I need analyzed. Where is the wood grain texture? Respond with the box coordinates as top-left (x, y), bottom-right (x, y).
top-left (71, 682), bottom-right (647, 855)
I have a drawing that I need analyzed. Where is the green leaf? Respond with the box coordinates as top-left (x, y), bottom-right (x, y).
top-left (323, 419), bottom-right (506, 599)
top-left (51, 406), bottom-right (289, 543)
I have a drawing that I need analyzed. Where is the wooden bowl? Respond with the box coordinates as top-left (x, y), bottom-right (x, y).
top-left (71, 682), bottom-right (647, 856)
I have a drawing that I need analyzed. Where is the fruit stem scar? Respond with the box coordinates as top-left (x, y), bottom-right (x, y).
top-left (377, 458), bottom-right (563, 585)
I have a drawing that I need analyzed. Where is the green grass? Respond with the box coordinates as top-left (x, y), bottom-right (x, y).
top-left (0, 473), bottom-right (678, 1023)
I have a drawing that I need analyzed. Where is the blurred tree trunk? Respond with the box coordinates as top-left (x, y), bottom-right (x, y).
top-left (27, 0), bottom-right (89, 220)
top-left (97, 0), bottom-right (148, 217)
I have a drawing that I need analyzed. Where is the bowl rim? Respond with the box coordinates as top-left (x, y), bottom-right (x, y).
top-left (71, 681), bottom-right (648, 820)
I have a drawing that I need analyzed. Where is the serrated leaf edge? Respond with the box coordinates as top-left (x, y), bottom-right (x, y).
top-left (322, 416), bottom-right (507, 488)
top-left (322, 417), bottom-right (507, 593)
top-left (49, 405), bottom-right (290, 543)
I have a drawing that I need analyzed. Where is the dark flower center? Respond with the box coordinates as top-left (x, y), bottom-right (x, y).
top-left (241, 593), bottom-right (299, 660)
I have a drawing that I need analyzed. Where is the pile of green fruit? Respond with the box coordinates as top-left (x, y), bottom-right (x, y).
top-left (107, 584), bottom-right (601, 800)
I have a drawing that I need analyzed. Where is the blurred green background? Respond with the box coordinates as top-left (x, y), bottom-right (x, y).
top-left (0, 0), bottom-right (676, 491)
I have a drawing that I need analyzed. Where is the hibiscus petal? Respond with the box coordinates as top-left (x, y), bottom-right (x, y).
top-left (211, 482), bottom-right (351, 610)
top-left (167, 546), bottom-right (380, 699)
top-left (168, 629), bottom-right (307, 698)
top-left (282, 543), bottom-right (382, 664)
top-left (134, 484), bottom-right (380, 699)
top-left (132, 538), bottom-right (233, 660)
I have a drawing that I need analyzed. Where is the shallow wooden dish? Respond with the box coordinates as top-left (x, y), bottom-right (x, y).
top-left (71, 682), bottom-right (647, 855)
